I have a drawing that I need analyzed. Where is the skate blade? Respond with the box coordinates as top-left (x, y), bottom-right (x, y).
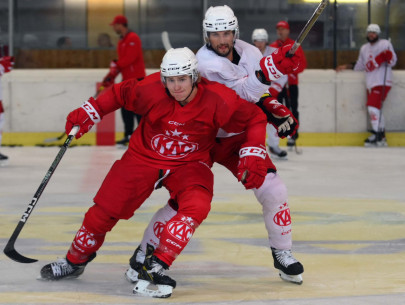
top-left (364, 143), bottom-right (377, 147)
top-left (0, 160), bottom-right (9, 167)
top-left (278, 271), bottom-right (303, 285)
top-left (377, 142), bottom-right (388, 147)
top-left (270, 153), bottom-right (288, 160)
top-left (133, 279), bottom-right (173, 298)
top-left (125, 268), bottom-right (139, 284)
top-left (36, 274), bottom-right (81, 281)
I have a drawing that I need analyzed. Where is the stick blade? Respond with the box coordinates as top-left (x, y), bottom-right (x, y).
top-left (4, 245), bottom-right (38, 264)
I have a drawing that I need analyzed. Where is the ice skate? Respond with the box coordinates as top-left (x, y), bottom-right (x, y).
top-left (0, 152), bottom-right (8, 166)
top-left (269, 145), bottom-right (288, 160)
top-left (39, 253), bottom-right (95, 281)
top-left (133, 255), bottom-right (176, 298)
top-left (272, 248), bottom-right (303, 285)
top-left (125, 244), bottom-right (155, 283)
top-left (364, 131), bottom-right (387, 147)
top-left (116, 135), bottom-right (130, 146)
top-left (287, 137), bottom-right (295, 149)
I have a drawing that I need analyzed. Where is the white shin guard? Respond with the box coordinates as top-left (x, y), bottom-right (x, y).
top-left (253, 172), bottom-right (292, 250)
top-left (140, 203), bottom-right (177, 252)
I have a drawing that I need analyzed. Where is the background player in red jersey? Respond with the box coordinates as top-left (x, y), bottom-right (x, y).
top-left (39, 47), bottom-right (267, 298)
top-left (270, 21), bottom-right (307, 149)
top-left (0, 55), bottom-right (14, 165)
top-left (101, 15), bottom-right (146, 145)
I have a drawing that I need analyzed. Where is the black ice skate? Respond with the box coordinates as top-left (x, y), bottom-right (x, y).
top-left (125, 243), bottom-right (155, 283)
top-left (271, 248), bottom-right (303, 285)
top-left (116, 136), bottom-right (130, 146)
top-left (133, 255), bottom-right (176, 298)
top-left (39, 253), bottom-right (96, 281)
top-left (269, 145), bottom-right (288, 160)
top-left (0, 152), bottom-right (9, 166)
top-left (364, 131), bottom-right (387, 147)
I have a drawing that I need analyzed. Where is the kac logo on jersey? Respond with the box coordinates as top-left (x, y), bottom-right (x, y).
top-left (167, 221), bottom-right (193, 242)
top-left (151, 129), bottom-right (198, 159)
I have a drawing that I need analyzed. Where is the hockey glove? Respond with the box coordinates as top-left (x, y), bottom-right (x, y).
top-left (256, 94), bottom-right (298, 138)
top-left (101, 60), bottom-right (120, 88)
top-left (375, 50), bottom-right (393, 65)
top-left (366, 50), bottom-right (393, 72)
top-left (65, 97), bottom-right (103, 139)
top-left (0, 56), bottom-right (14, 75)
top-left (256, 44), bottom-right (301, 83)
top-left (237, 144), bottom-right (267, 190)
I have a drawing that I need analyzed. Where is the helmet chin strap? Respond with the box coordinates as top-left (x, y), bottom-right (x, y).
top-left (179, 83), bottom-right (196, 105)
top-left (165, 82), bottom-right (196, 106)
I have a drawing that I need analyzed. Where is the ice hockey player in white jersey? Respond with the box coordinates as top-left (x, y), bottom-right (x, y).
top-left (252, 28), bottom-right (288, 159)
top-left (125, 5), bottom-right (305, 286)
top-left (337, 24), bottom-right (397, 146)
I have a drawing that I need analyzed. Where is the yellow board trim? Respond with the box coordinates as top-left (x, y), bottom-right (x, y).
top-left (2, 132), bottom-right (405, 146)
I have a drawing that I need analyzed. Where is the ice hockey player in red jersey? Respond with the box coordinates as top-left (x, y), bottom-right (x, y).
top-left (126, 5), bottom-right (304, 286)
top-left (0, 56), bottom-right (14, 165)
top-left (39, 47), bottom-right (267, 298)
top-left (270, 21), bottom-right (307, 150)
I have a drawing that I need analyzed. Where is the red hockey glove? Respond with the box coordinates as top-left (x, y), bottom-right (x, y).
top-left (237, 144), bottom-right (267, 190)
top-left (257, 44), bottom-right (301, 83)
top-left (0, 56), bottom-right (14, 75)
top-left (366, 50), bottom-right (393, 72)
top-left (101, 60), bottom-right (119, 88)
top-left (375, 50), bottom-right (393, 65)
top-left (65, 97), bottom-right (103, 139)
top-left (257, 94), bottom-right (298, 138)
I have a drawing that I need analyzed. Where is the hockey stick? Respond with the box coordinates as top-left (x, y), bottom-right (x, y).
top-left (161, 31), bottom-right (173, 51)
top-left (3, 125), bottom-right (79, 263)
top-left (287, 0), bottom-right (328, 56)
top-left (283, 0), bottom-right (328, 154)
top-left (43, 132), bottom-right (66, 143)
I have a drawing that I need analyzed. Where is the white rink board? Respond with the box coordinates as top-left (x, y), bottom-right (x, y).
top-left (2, 69), bottom-right (405, 133)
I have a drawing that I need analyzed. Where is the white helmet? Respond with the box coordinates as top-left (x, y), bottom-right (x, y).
top-left (366, 24), bottom-right (381, 35)
top-left (160, 47), bottom-right (199, 84)
top-left (252, 28), bottom-right (268, 42)
top-left (203, 5), bottom-right (239, 43)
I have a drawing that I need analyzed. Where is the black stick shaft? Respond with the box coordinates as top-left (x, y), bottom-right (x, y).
top-left (3, 126), bottom-right (79, 263)
top-left (288, 0), bottom-right (328, 56)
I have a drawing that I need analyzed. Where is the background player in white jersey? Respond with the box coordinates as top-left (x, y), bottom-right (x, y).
top-left (0, 56), bottom-right (14, 165)
top-left (126, 5), bottom-right (304, 285)
top-left (337, 24), bottom-right (397, 146)
top-left (252, 28), bottom-right (288, 159)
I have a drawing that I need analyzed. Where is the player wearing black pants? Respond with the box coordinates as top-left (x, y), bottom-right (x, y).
top-left (277, 85), bottom-right (299, 146)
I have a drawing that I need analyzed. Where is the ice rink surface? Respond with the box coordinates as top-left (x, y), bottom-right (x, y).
top-left (1, 145), bottom-right (404, 305)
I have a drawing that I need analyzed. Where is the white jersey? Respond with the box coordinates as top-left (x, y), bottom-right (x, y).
top-left (354, 38), bottom-right (397, 90)
top-left (196, 39), bottom-right (269, 103)
top-left (261, 45), bottom-right (288, 93)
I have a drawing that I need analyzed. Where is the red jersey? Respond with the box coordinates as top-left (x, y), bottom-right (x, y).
top-left (116, 31), bottom-right (146, 80)
top-left (95, 73), bottom-right (266, 169)
top-left (270, 37), bottom-right (307, 85)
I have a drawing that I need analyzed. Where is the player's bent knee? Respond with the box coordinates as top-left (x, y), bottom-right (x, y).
top-left (176, 186), bottom-right (212, 224)
top-left (254, 173), bottom-right (288, 206)
top-left (83, 204), bottom-right (119, 234)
